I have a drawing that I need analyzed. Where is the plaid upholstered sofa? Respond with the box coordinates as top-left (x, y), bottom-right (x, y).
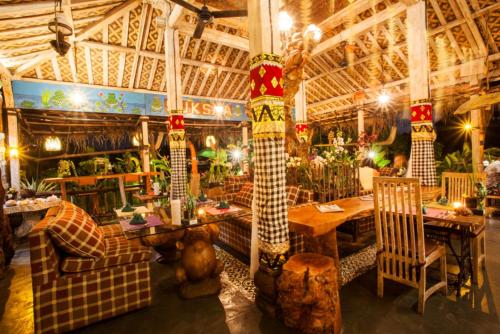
top-left (29, 201), bottom-right (152, 333)
top-left (215, 176), bottom-right (314, 259)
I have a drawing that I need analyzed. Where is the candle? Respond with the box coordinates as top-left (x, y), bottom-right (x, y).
top-left (452, 201), bottom-right (462, 209)
top-left (197, 208), bottom-right (206, 217)
top-left (171, 199), bottom-right (181, 226)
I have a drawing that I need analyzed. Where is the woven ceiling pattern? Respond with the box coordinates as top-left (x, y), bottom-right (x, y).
top-left (0, 0), bottom-right (498, 125)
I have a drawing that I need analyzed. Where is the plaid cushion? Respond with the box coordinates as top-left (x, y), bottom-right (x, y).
top-left (61, 237), bottom-right (151, 273)
top-left (297, 188), bottom-right (314, 204)
top-left (224, 175), bottom-right (251, 193)
top-left (233, 182), bottom-right (254, 208)
top-left (99, 224), bottom-right (124, 238)
top-left (286, 186), bottom-right (301, 206)
top-left (379, 167), bottom-right (398, 176)
top-left (46, 201), bottom-right (105, 259)
top-left (217, 219), bottom-right (304, 259)
top-left (34, 262), bottom-right (151, 333)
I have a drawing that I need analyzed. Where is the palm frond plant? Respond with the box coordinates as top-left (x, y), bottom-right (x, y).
top-left (20, 178), bottom-right (58, 197)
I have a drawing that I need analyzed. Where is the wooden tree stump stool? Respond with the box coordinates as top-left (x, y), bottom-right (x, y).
top-left (277, 253), bottom-right (341, 334)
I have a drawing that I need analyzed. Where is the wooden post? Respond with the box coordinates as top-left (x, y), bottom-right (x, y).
top-left (242, 123), bottom-right (249, 174)
top-left (294, 81), bottom-right (308, 142)
top-left (140, 116), bottom-right (150, 173)
top-left (470, 95), bottom-right (482, 173)
top-left (0, 74), bottom-right (18, 191)
top-left (407, 0), bottom-right (437, 186)
top-left (164, 24), bottom-right (186, 200)
top-left (7, 111), bottom-right (20, 192)
top-left (357, 108), bottom-right (364, 136)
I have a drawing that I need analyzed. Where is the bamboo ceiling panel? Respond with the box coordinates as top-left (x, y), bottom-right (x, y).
top-left (90, 48), bottom-right (104, 85)
top-left (127, 5), bottom-right (142, 48)
top-left (151, 60), bottom-right (164, 91)
top-left (56, 55), bottom-right (72, 82)
top-left (138, 56), bottom-right (153, 88)
top-left (108, 17), bottom-right (124, 46)
top-left (108, 50), bottom-right (121, 87)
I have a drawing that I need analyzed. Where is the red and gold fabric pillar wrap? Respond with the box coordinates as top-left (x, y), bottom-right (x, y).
top-left (168, 110), bottom-right (187, 200)
top-left (410, 100), bottom-right (437, 186)
top-left (250, 53), bottom-right (289, 257)
top-left (295, 122), bottom-right (308, 143)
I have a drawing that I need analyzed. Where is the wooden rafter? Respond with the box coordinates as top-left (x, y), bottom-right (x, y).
top-left (313, 2), bottom-right (407, 56)
top-left (117, 10), bottom-right (129, 87)
top-left (74, 0), bottom-right (140, 42)
top-left (129, 3), bottom-right (149, 89)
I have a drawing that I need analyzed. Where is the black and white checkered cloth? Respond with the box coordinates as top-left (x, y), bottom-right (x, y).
top-left (170, 148), bottom-right (187, 200)
top-left (253, 138), bottom-right (289, 254)
top-left (411, 140), bottom-right (437, 186)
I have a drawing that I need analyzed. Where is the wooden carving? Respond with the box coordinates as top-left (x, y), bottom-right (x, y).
top-left (282, 30), bottom-right (320, 156)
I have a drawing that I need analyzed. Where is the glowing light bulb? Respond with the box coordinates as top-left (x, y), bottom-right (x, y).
top-left (205, 135), bottom-right (216, 148)
top-left (232, 149), bottom-right (242, 161)
top-left (305, 24), bottom-right (322, 41)
top-left (214, 104), bottom-right (224, 115)
top-left (9, 147), bottom-right (19, 159)
top-left (132, 134), bottom-right (140, 147)
top-left (279, 11), bottom-right (293, 31)
top-left (378, 91), bottom-right (390, 105)
top-left (464, 123), bottom-right (472, 131)
top-left (368, 151), bottom-right (376, 159)
top-left (44, 136), bottom-right (62, 152)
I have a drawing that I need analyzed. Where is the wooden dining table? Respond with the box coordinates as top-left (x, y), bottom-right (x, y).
top-left (288, 196), bottom-right (483, 292)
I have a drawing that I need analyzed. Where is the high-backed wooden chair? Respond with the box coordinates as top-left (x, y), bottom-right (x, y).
top-left (373, 177), bottom-right (447, 314)
top-left (441, 172), bottom-right (486, 284)
top-left (441, 172), bottom-right (485, 204)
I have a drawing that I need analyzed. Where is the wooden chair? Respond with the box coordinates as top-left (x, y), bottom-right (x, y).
top-left (441, 172), bottom-right (486, 284)
top-left (373, 177), bottom-right (447, 314)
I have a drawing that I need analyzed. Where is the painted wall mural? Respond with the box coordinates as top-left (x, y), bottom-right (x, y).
top-left (12, 81), bottom-right (248, 122)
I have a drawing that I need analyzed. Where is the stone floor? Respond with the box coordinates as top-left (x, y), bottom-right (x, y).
top-left (1, 218), bottom-right (500, 334)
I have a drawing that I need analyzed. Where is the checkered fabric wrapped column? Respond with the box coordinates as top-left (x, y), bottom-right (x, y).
top-left (250, 53), bottom-right (289, 256)
top-left (168, 110), bottom-right (187, 200)
top-left (411, 100), bottom-right (437, 186)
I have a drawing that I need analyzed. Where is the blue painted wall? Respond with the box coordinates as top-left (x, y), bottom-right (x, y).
top-left (12, 81), bottom-right (248, 121)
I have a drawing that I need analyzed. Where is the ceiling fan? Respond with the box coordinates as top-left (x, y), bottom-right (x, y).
top-left (170, 0), bottom-right (247, 39)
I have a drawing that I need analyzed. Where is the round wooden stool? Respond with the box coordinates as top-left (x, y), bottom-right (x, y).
top-left (277, 253), bottom-right (341, 334)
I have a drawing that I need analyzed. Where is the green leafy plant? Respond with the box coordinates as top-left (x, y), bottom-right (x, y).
top-left (57, 160), bottom-right (78, 177)
top-left (115, 152), bottom-right (142, 173)
top-left (370, 145), bottom-right (391, 168)
top-left (436, 143), bottom-right (472, 174)
top-left (20, 178), bottom-right (57, 196)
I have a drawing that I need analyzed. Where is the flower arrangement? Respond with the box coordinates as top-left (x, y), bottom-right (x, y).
top-left (321, 130), bottom-right (359, 165)
top-left (286, 156), bottom-right (302, 168)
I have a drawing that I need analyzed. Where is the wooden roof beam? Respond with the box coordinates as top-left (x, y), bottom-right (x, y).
top-left (74, 0), bottom-right (140, 43)
top-left (313, 1), bottom-right (407, 56)
top-left (452, 0), bottom-right (487, 57)
top-left (308, 53), bottom-right (499, 111)
top-left (117, 11), bottom-right (130, 87)
top-left (177, 22), bottom-right (248, 51)
top-left (128, 3), bottom-right (150, 89)
top-left (318, 0), bottom-right (386, 31)
top-left (13, 50), bottom-right (56, 78)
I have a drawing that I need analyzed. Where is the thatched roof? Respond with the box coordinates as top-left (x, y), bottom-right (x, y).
top-left (1, 0), bottom-right (499, 126)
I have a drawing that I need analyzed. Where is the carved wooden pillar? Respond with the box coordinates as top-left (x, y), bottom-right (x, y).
top-left (294, 81), bottom-right (308, 143)
top-left (407, 1), bottom-right (437, 186)
top-left (165, 26), bottom-right (186, 200)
